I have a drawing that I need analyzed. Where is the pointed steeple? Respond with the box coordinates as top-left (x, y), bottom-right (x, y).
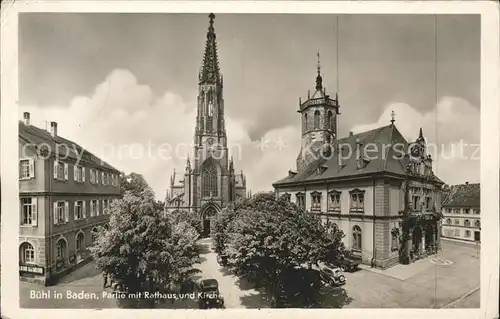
top-left (185, 155), bottom-right (191, 173)
top-left (418, 127), bottom-right (423, 139)
top-left (315, 51), bottom-right (323, 91)
top-left (199, 13), bottom-right (220, 84)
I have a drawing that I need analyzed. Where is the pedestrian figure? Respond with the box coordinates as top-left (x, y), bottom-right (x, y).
top-left (103, 272), bottom-right (108, 288)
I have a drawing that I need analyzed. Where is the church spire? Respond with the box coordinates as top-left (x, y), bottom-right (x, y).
top-left (199, 13), bottom-right (220, 84)
top-left (315, 51), bottom-right (323, 91)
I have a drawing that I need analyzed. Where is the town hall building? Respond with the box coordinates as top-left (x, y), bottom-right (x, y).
top-left (165, 14), bottom-right (247, 236)
top-left (273, 60), bottom-right (445, 269)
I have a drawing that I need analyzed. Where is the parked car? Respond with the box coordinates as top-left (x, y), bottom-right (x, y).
top-left (319, 266), bottom-right (346, 286)
top-left (197, 279), bottom-right (224, 309)
top-left (327, 253), bottom-right (361, 272)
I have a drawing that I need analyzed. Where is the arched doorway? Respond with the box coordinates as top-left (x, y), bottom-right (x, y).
top-left (55, 238), bottom-right (67, 270)
top-left (75, 232), bottom-right (85, 263)
top-left (201, 205), bottom-right (218, 238)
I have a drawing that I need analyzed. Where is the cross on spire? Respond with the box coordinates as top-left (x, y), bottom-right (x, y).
top-left (390, 110), bottom-right (396, 125)
top-left (317, 51), bottom-right (321, 74)
top-left (315, 50), bottom-right (323, 91)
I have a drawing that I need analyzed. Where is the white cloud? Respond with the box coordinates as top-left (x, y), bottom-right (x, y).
top-left (21, 69), bottom-right (478, 200)
top-left (20, 69), bottom-right (301, 199)
top-left (351, 97), bottom-right (480, 185)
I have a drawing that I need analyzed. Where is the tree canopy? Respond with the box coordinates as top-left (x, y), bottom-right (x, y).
top-left (120, 172), bottom-right (155, 200)
top-left (211, 192), bottom-right (346, 305)
top-left (90, 172), bottom-right (200, 306)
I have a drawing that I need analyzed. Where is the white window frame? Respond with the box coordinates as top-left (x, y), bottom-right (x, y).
top-left (74, 200), bottom-right (86, 220)
top-left (74, 165), bottom-right (85, 183)
top-left (21, 242), bottom-right (36, 264)
top-left (20, 197), bottom-right (37, 226)
top-left (53, 201), bottom-right (67, 225)
top-left (103, 199), bottom-right (109, 215)
top-left (19, 158), bottom-right (35, 180)
top-left (53, 160), bottom-right (68, 181)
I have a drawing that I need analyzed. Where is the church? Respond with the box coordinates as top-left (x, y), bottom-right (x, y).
top-left (165, 14), bottom-right (247, 237)
top-left (273, 59), bottom-right (445, 269)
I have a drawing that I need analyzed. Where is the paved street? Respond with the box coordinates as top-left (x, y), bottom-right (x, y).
top-left (341, 239), bottom-right (480, 308)
top-left (19, 238), bottom-right (480, 309)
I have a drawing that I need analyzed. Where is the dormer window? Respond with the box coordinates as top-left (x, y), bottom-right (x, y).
top-left (317, 164), bottom-right (328, 175)
top-left (310, 191), bottom-right (322, 212)
top-left (328, 190), bottom-right (341, 212)
top-left (349, 188), bottom-right (365, 213)
top-left (296, 192), bottom-right (305, 210)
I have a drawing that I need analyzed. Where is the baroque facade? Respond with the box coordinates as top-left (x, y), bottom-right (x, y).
top-left (441, 182), bottom-right (481, 243)
top-left (165, 14), bottom-right (247, 236)
top-left (273, 62), bottom-right (445, 269)
top-left (19, 112), bottom-right (121, 285)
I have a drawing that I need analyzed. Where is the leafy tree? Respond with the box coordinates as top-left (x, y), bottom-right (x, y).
top-left (217, 193), bottom-right (346, 306)
top-left (90, 177), bottom-right (200, 307)
top-left (168, 209), bottom-right (203, 238)
top-left (211, 202), bottom-right (239, 255)
top-left (120, 172), bottom-right (154, 200)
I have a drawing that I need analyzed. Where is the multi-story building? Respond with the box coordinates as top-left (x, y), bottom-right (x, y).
top-left (19, 112), bottom-right (121, 285)
top-left (165, 14), bottom-right (247, 237)
top-left (273, 59), bottom-right (445, 269)
top-left (441, 182), bottom-right (481, 243)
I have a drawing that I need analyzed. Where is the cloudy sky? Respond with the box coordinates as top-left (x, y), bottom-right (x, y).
top-left (19, 13), bottom-right (480, 199)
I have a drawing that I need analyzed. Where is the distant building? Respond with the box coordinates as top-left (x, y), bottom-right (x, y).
top-left (273, 58), bottom-right (445, 269)
top-left (441, 182), bottom-right (481, 243)
top-left (165, 14), bottom-right (247, 237)
top-left (19, 112), bottom-right (121, 285)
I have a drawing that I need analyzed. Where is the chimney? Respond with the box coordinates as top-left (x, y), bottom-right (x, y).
top-left (349, 132), bottom-right (353, 137)
top-left (50, 121), bottom-right (58, 137)
top-left (23, 112), bottom-right (30, 125)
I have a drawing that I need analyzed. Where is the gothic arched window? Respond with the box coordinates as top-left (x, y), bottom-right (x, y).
top-left (202, 162), bottom-right (218, 197)
top-left (327, 110), bottom-right (333, 130)
top-left (314, 110), bottom-right (321, 129)
top-left (206, 117), bottom-right (213, 132)
top-left (304, 114), bottom-right (308, 133)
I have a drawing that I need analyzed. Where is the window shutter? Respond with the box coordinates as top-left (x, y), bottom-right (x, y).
top-left (97, 200), bottom-right (100, 216)
top-left (74, 201), bottom-right (78, 220)
top-left (31, 197), bottom-right (38, 226)
top-left (64, 163), bottom-right (69, 180)
top-left (29, 158), bottom-right (35, 178)
top-left (73, 165), bottom-right (77, 181)
top-left (53, 160), bottom-right (58, 179)
top-left (53, 203), bottom-right (58, 225)
top-left (64, 202), bottom-right (69, 222)
top-left (82, 167), bottom-right (86, 182)
top-left (83, 201), bottom-right (87, 218)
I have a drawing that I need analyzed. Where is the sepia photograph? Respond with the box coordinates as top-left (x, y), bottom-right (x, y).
top-left (1, 1), bottom-right (499, 319)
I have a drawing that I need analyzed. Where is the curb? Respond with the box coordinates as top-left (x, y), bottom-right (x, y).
top-left (441, 286), bottom-right (480, 308)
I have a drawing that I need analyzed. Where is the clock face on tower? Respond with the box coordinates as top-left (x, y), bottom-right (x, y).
top-left (410, 145), bottom-right (421, 157)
